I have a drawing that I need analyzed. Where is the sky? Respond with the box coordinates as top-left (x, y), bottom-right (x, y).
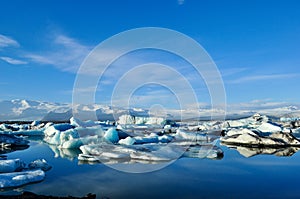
top-left (0, 0), bottom-right (299, 108)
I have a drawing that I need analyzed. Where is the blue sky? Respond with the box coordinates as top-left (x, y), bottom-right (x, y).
top-left (0, 0), bottom-right (299, 107)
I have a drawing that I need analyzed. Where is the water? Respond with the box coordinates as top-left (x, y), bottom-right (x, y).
top-left (2, 139), bottom-right (300, 198)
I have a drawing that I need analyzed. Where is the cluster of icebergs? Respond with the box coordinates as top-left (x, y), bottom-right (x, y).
top-left (1, 112), bottom-right (300, 187)
top-left (41, 116), bottom-right (223, 164)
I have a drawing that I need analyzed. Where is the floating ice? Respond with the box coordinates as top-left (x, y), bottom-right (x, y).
top-left (221, 128), bottom-right (300, 146)
top-left (104, 128), bottom-right (119, 143)
top-left (44, 127), bottom-right (84, 149)
top-left (0, 169), bottom-right (45, 188)
top-left (44, 123), bottom-right (74, 137)
top-left (118, 137), bottom-right (136, 145)
top-left (175, 129), bottom-right (211, 142)
top-left (28, 159), bottom-right (52, 171)
top-left (134, 134), bottom-right (159, 144)
top-left (0, 159), bottom-right (25, 173)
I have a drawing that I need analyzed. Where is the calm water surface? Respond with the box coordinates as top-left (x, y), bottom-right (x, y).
top-left (2, 139), bottom-right (300, 199)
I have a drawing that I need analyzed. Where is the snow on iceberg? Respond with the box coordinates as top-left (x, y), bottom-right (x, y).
top-left (256, 122), bottom-right (282, 133)
top-left (70, 117), bottom-right (98, 128)
top-left (0, 170), bottom-right (45, 188)
top-left (118, 137), bottom-right (136, 145)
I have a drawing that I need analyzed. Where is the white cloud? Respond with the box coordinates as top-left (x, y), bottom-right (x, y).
top-left (0, 34), bottom-right (20, 48)
top-left (230, 73), bottom-right (299, 84)
top-left (25, 34), bottom-right (92, 73)
top-left (0, 56), bottom-right (27, 65)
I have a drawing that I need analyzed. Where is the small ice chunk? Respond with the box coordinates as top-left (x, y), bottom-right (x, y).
top-left (118, 137), bottom-right (136, 145)
top-left (0, 159), bottom-right (25, 173)
top-left (0, 170), bottom-right (45, 188)
top-left (104, 128), bottom-right (119, 143)
top-left (28, 159), bottom-right (52, 171)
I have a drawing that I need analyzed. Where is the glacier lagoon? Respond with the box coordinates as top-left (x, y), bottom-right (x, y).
top-left (2, 138), bottom-right (300, 198)
top-left (1, 113), bottom-right (300, 198)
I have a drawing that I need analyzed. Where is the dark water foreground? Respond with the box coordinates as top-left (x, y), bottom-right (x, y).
top-left (1, 139), bottom-right (300, 199)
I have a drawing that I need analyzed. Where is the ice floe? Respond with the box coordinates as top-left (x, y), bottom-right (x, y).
top-left (28, 159), bottom-right (52, 171)
top-left (0, 159), bottom-right (25, 173)
top-left (0, 158), bottom-right (51, 189)
top-left (0, 170), bottom-right (45, 188)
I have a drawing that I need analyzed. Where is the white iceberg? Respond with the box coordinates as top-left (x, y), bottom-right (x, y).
top-left (0, 169), bottom-right (45, 188)
top-left (257, 122), bottom-right (282, 133)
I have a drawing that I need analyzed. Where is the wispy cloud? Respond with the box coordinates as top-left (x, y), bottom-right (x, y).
top-left (0, 34), bottom-right (20, 48)
top-left (230, 73), bottom-right (299, 84)
top-left (178, 0), bottom-right (185, 5)
top-left (25, 34), bottom-right (92, 73)
top-left (0, 56), bottom-right (27, 65)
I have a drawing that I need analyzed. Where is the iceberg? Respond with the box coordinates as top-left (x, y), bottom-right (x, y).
top-left (221, 128), bottom-right (300, 147)
top-left (28, 159), bottom-right (52, 171)
top-left (44, 126), bottom-right (84, 149)
top-left (104, 128), bottom-right (119, 143)
top-left (0, 159), bottom-right (25, 173)
top-left (0, 170), bottom-right (45, 188)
